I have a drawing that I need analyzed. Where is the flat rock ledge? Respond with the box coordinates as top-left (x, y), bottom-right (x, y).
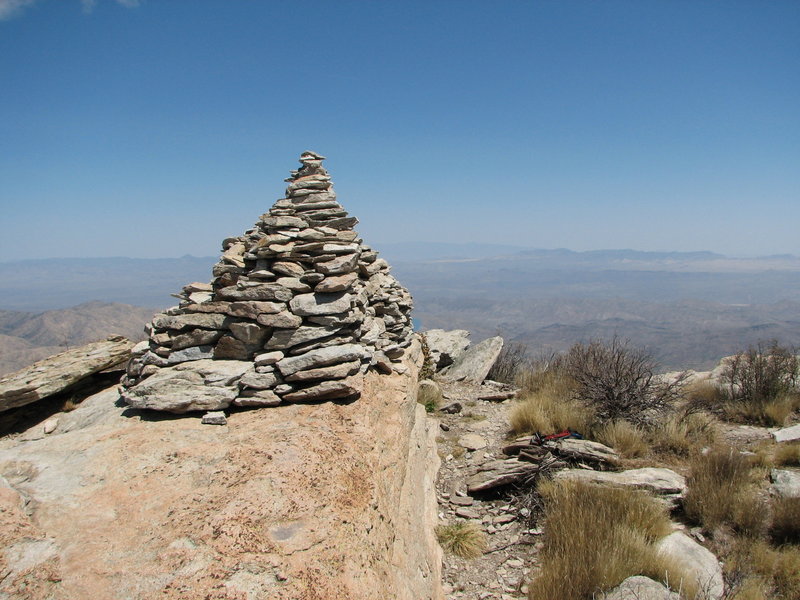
top-left (772, 424), bottom-right (800, 443)
top-left (0, 336), bottom-right (133, 413)
top-left (553, 467), bottom-right (687, 507)
top-left (0, 346), bottom-right (442, 599)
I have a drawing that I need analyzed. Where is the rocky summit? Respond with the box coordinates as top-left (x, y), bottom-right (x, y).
top-left (121, 151), bottom-right (414, 412)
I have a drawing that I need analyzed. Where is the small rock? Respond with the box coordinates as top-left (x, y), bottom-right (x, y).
top-left (493, 514), bottom-right (516, 524)
top-left (450, 496), bottom-right (474, 507)
top-left (455, 507), bottom-right (480, 519)
top-left (201, 411), bottom-right (227, 425)
top-left (458, 433), bottom-right (487, 451)
top-left (43, 417), bottom-right (59, 434)
top-left (439, 423), bottom-right (450, 432)
top-left (440, 402), bottom-right (463, 414)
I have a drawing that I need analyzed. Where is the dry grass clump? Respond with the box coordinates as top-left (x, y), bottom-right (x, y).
top-left (684, 380), bottom-right (727, 413)
top-left (768, 497), bottom-right (800, 546)
top-left (509, 362), bottom-right (593, 435)
top-left (515, 357), bottom-right (575, 395)
top-left (416, 380), bottom-right (442, 413)
top-left (594, 420), bottom-right (648, 458)
top-left (509, 391), bottom-right (593, 437)
top-left (61, 397), bottom-right (79, 412)
top-left (727, 539), bottom-right (800, 600)
top-left (649, 411), bottom-right (717, 458)
top-left (527, 479), bottom-right (691, 600)
top-left (725, 395), bottom-right (799, 428)
top-left (772, 442), bottom-right (800, 467)
top-left (435, 521), bottom-right (486, 559)
top-left (683, 445), bottom-right (766, 536)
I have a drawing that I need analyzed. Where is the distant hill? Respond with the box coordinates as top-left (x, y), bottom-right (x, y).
top-left (0, 301), bottom-right (155, 375)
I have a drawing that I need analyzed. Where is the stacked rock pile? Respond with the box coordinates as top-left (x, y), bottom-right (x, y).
top-left (121, 151), bottom-right (414, 411)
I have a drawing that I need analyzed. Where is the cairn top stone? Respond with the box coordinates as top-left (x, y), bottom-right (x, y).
top-left (120, 152), bottom-right (415, 413)
top-left (300, 150), bottom-right (326, 161)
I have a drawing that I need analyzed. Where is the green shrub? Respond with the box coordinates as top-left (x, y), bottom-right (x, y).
top-left (721, 342), bottom-right (799, 426)
top-left (562, 337), bottom-right (685, 425)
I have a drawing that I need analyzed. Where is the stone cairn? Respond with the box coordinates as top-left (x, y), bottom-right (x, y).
top-left (121, 151), bottom-right (414, 411)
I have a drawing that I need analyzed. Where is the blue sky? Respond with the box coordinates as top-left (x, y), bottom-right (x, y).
top-left (1, 0), bottom-right (798, 260)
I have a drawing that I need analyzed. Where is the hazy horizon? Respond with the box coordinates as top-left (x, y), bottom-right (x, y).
top-left (1, 1), bottom-right (798, 262)
top-left (0, 243), bottom-right (798, 264)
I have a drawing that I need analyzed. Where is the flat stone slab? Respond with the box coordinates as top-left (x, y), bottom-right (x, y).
top-left (553, 467), bottom-right (686, 504)
top-left (280, 375), bottom-right (362, 403)
top-left (441, 336), bottom-right (503, 384)
top-left (773, 424), bottom-right (800, 443)
top-left (466, 457), bottom-right (557, 494)
top-left (458, 433), bottom-right (487, 451)
top-left (548, 438), bottom-right (620, 466)
top-left (121, 359), bottom-right (251, 413)
top-left (289, 292), bottom-right (353, 316)
top-left (275, 344), bottom-right (369, 377)
top-left (0, 336), bottom-right (133, 412)
top-left (201, 411), bottom-right (227, 425)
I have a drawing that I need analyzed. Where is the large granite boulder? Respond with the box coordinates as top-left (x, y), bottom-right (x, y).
top-left (423, 329), bottom-right (470, 370)
top-left (656, 532), bottom-right (724, 600)
top-left (441, 336), bottom-right (503, 384)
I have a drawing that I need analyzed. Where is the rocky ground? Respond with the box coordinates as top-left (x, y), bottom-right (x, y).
top-left (432, 381), bottom-right (535, 600)
top-left (429, 376), bottom-right (800, 600)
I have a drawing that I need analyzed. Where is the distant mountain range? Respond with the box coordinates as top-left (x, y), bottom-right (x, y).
top-left (0, 302), bottom-right (155, 376)
top-left (1, 246), bottom-right (799, 373)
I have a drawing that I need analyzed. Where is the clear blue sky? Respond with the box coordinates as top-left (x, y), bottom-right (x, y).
top-left (1, 0), bottom-right (798, 260)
